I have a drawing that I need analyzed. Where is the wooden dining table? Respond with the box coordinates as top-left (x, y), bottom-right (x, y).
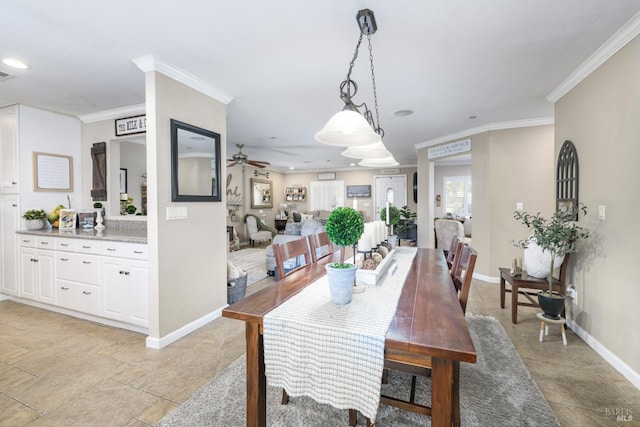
top-left (222, 247), bottom-right (476, 427)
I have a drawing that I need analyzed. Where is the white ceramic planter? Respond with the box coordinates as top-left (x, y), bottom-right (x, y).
top-left (25, 219), bottom-right (45, 230)
top-left (325, 264), bottom-right (357, 305)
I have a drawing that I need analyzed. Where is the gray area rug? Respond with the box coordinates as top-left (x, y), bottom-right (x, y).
top-left (228, 248), bottom-right (268, 286)
top-left (157, 315), bottom-right (559, 426)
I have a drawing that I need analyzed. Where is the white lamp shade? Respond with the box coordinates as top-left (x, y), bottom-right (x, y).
top-left (315, 110), bottom-right (381, 147)
top-left (358, 156), bottom-right (399, 167)
top-left (341, 141), bottom-right (391, 159)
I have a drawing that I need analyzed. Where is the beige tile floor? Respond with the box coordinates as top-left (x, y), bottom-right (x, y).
top-left (1, 264), bottom-right (639, 426)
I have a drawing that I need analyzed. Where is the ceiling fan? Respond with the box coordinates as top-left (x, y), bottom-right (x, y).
top-left (227, 144), bottom-right (270, 168)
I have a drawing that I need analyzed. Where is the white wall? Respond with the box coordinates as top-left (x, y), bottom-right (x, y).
top-left (18, 105), bottom-right (82, 224)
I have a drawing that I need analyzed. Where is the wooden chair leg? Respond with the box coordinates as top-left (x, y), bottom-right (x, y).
top-left (348, 409), bottom-right (357, 426)
top-left (366, 418), bottom-right (374, 427)
top-left (281, 389), bottom-right (289, 405)
top-left (409, 375), bottom-right (417, 403)
top-left (382, 368), bottom-right (388, 384)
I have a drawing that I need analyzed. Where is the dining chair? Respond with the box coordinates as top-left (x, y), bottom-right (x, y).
top-left (273, 238), bottom-right (313, 281)
top-left (434, 218), bottom-right (465, 251)
top-left (372, 246), bottom-right (478, 427)
top-left (446, 235), bottom-right (463, 270)
top-left (307, 231), bottom-right (335, 263)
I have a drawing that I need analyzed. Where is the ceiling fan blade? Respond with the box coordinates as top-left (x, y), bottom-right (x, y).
top-left (227, 161), bottom-right (239, 167)
top-left (247, 160), bottom-right (269, 168)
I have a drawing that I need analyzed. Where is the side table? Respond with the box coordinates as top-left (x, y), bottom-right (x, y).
top-left (274, 219), bottom-right (288, 234)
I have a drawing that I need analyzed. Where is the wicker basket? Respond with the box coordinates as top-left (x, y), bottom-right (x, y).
top-left (227, 271), bottom-right (248, 304)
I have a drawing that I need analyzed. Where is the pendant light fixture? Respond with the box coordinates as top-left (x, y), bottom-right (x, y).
top-left (315, 9), bottom-right (385, 147)
top-left (341, 141), bottom-right (391, 159)
top-left (359, 156), bottom-right (399, 168)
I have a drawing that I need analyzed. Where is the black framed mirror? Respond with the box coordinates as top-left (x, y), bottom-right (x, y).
top-left (171, 119), bottom-right (221, 202)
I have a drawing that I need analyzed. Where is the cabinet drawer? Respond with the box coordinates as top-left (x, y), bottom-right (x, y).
top-left (101, 241), bottom-right (148, 260)
top-left (35, 236), bottom-right (55, 249)
top-left (76, 240), bottom-right (101, 255)
top-left (56, 280), bottom-right (100, 316)
top-left (55, 238), bottom-right (76, 252)
top-left (18, 236), bottom-right (37, 248)
top-left (56, 252), bottom-right (100, 285)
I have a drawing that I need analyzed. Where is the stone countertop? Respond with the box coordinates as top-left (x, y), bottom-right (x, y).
top-left (16, 227), bottom-right (147, 244)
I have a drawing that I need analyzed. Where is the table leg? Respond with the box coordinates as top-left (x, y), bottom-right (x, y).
top-left (511, 282), bottom-right (519, 324)
top-left (431, 357), bottom-right (453, 427)
top-left (500, 275), bottom-right (505, 308)
top-left (246, 322), bottom-right (266, 427)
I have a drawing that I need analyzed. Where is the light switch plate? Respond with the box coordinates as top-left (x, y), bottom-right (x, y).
top-left (516, 202), bottom-right (523, 211)
top-left (598, 205), bottom-right (606, 220)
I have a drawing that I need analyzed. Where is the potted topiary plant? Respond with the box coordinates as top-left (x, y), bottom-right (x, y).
top-left (324, 207), bottom-right (365, 304)
top-left (513, 204), bottom-right (589, 319)
top-left (23, 209), bottom-right (47, 230)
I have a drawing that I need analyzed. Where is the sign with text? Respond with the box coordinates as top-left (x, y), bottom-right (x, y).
top-left (428, 138), bottom-right (472, 159)
top-left (115, 114), bottom-right (146, 137)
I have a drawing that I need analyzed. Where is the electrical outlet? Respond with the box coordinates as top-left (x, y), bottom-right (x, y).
top-left (567, 287), bottom-right (578, 303)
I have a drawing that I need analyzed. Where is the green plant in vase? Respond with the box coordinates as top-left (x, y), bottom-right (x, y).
top-left (23, 209), bottom-right (47, 230)
top-left (324, 207), bottom-right (365, 304)
top-left (513, 203), bottom-right (589, 319)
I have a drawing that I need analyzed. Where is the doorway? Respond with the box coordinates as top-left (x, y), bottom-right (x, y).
top-left (374, 175), bottom-right (407, 221)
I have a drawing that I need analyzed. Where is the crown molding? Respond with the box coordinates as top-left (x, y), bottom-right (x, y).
top-left (78, 103), bottom-right (146, 123)
top-left (414, 116), bottom-right (554, 149)
top-left (132, 54), bottom-right (233, 105)
top-left (546, 12), bottom-right (640, 103)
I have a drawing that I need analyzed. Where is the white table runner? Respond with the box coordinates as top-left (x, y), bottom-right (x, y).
top-left (263, 247), bottom-right (417, 422)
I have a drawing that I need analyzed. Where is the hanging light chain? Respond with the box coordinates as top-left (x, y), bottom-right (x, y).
top-left (341, 31), bottom-right (364, 100)
top-left (367, 33), bottom-right (383, 138)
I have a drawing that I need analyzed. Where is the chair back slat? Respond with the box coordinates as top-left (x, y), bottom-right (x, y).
top-left (273, 238), bottom-right (313, 280)
top-left (446, 235), bottom-right (462, 269)
top-left (452, 245), bottom-right (478, 313)
top-left (307, 231), bottom-right (335, 263)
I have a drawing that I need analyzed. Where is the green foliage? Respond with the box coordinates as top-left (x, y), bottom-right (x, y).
top-left (125, 205), bottom-right (137, 214)
top-left (325, 207), bottom-right (364, 266)
top-left (396, 205), bottom-right (417, 235)
top-left (513, 204), bottom-right (590, 291)
top-left (379, 205), bottom-right (401, 225)
top-left (23, 209), bottom-right (47, 220)
top-left (93, 202), bottom-right (103, 209)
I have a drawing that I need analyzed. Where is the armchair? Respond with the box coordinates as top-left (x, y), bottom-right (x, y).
top-left (245, 215), bottom-right (272, 247)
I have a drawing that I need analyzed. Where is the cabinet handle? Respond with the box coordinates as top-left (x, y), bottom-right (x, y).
top-left (82, 245), bottom-right (91, 249)
top-left (32, 258), bottom-right (39, 262)
top-left (40, 241), bottom-right (49, 245)
top-left (124, 271), bottom-right (130, 275)
top-left (22, 239), bottom-right (31, 243)
top-left (106, 248), bottom-right (116, 251)
top-left (12, 181), bottom-right (17, 185)
top-left (119, 270), bottom-right (125, 275)
top-left (82, 261), bottom-right (91, 264)
top-left (60, 258), bottom-right (69, 261)
top-left (60, 243), bottom-right (69, 247)
top-left (12, 203), bottom-right (18, 207)
top-left (61, 286), bottom-right (69, 290)
top-left (133, 251), bottom-right (143, 254)
top-left (82, 291), bottom-right (92, 295)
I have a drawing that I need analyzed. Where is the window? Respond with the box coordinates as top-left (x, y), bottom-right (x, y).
top-left (443, 176), bottom-right (472, 217)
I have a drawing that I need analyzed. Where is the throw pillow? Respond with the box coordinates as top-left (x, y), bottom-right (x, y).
top-left (293, 212), bottom-right (302, 222)
top-left (227, 260), bottom-right (241, 280)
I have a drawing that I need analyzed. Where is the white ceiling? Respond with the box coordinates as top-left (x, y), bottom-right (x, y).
top-left (1, 1), bottom-right (639, 172)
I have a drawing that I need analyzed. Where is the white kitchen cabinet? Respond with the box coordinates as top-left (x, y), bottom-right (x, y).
top-left (19, 241), bottom-right (55, 304)
top-left (0, 195), bottom-right (20, 296)
top-left (101, 251), bottom-right (148, 327)
top-left (0, 105), bottom-right (19, 194)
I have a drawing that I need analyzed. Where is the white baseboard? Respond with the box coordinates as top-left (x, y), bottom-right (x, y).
top-left (473, 272), bottom-right (500, 283)
top-left (0, 293), bottom-right (9, 301)
top-left (566, 317), bottom-right (640, 390)
top-left (145, 305), bottom-right (225, 349)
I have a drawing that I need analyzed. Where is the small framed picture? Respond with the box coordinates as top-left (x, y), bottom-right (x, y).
top-left (77, 211), bottom-right (95, 229)
top-left (59, 209), bottom-right (77, 230)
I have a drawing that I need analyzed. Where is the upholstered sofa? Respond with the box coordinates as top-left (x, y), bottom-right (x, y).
top-left (265, 219), bottom-right (325, 276)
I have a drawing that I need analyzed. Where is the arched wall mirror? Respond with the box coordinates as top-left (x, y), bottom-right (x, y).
top-left (170, 119), bottom-right (222, 202)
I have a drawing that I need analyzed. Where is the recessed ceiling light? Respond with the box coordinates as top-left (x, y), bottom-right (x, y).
top-left (2, 58), bottom-right (30, 70)
top-left (468, 115), bottom-right (477, 120)
top-left (350, 163), bottom-right (356, 167)
top-left (289, 166), bottom-right (295, 170)
top-left (394, 109), bottom-right (414, 117)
